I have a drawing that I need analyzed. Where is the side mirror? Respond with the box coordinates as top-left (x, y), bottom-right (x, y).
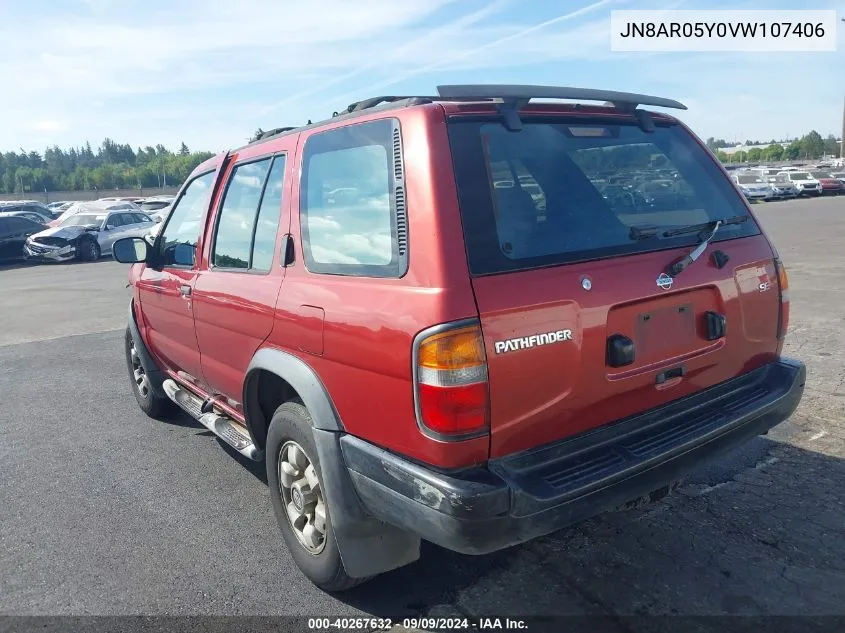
top-left (113, 237), bottom-right (149, 263)
top-left (104, 225), bottom-right (114, 231)
top-left (173, 243), bottom-right (195, 266)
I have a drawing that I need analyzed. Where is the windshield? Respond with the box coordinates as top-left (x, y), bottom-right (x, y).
top-left (448, 118), bottom-right (760, 274)
top-left (61, 214), bottom-right (104, 227)
top-left (810, 171), bottom-right (831, 179)
top-left (140, 201), bottom-right (171, 210)
top-left (737, 175), bottom-right (764, 184)
top-left (790, 172), bottom-right (810, 179)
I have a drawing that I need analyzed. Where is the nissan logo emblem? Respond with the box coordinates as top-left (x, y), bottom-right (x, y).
top-left (656, 273), bottom-right (674, 290)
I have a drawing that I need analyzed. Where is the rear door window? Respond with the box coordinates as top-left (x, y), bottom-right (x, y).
top-left (251, 155), bottom-right (287, 272)
top-left (211, 157), bottom-right (273, 270)
top-left (448, 118), bottom-right (760, 275)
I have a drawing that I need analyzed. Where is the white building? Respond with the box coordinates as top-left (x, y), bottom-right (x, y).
top-left (719, 142), bottom-right (790, 155)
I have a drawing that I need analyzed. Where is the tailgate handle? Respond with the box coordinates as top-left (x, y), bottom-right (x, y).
top-left (705, 311), bottom-right (727, 341)
top-left (656, 366), bottom-right (685, 385)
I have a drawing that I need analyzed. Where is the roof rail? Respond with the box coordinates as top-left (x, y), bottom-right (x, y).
top-left (336, 96), bottom-right (436, 117)
top-left (258, 126), bottom-right (297, 139)
top-left (435, 84), bottom-right (687, 111)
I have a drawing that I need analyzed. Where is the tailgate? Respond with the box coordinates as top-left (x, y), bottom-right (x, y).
top-left (472, 235), bottom-right (780, 457)
top-left (445, 113), bottom-right (781, 458)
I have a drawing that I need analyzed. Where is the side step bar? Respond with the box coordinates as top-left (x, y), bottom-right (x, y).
top-left (162, 379), bottom-right (263, 461)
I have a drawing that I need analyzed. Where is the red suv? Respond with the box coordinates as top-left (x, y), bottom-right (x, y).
top-left (114, 85), bottom-right (805, 591)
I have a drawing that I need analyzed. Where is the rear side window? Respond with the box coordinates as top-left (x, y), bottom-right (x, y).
top-left (8, 217), bottom-right (35, 231)
top-left (300, 118), bottom-right (408, 277)
top-left (448, 119), bottom-right (761, 275)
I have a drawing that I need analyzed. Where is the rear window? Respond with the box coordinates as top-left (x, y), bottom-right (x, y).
top-left (448, 118), bottom-right (761, 275)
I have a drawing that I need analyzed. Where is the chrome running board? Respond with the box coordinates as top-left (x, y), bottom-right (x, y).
top-left (162, 379), bottom-right (262, 461)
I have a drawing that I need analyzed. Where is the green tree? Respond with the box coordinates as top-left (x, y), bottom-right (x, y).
top-left (763, 144), bottom-right (784, 162)
top-left (823, 135), bottom-right (840, 158)
top-left (799, 131), bottom-right (825, 159)
top-left (746, 147), bottom-right (763, 162)
top-left (179, 142), bottom-right (190, 156)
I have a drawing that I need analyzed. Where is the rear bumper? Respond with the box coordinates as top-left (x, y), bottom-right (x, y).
top-left (342, 358), bottom-right (805, 555)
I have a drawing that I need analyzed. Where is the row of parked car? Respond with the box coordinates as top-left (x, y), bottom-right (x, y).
top-left (730, 165), bottom-right (845, 201)
top-left (0, 195), bottom-right (174, 265)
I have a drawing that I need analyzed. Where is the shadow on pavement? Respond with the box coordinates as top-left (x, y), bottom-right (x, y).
top-left (333, 436), bottom-right (845, 621)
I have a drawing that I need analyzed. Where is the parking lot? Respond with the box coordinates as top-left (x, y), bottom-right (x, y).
top-left (0, 196), bottom-right (843, 622)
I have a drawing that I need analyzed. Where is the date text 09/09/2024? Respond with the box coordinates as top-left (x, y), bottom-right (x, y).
top-left (307, 617), bottom-right (528, 630)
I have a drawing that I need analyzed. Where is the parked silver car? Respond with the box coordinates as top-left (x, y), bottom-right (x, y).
top-left (24, 207), bottom-right (155, 262)
top-left (732, 173), bottom-right (773, 201)
top-left (768, 175), bottom-right (799, 199)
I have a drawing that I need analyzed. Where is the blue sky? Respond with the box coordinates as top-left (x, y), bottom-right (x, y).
top-left (0, 0), bottom-right (842, 153)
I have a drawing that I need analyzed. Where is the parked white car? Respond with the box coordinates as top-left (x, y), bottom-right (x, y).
top-left (24, 207), bottom-right (155, 262)
top-left (777, 171), bottom-right (822, 196)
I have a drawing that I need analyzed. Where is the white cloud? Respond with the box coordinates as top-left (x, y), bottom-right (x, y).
top-left (0, 0), bottom-right (840, 152)
top-left (32, 120), bottom-right (66, 132)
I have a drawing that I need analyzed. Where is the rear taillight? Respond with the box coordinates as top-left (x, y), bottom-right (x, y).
top-left (414, 321), bottom-right (489, 439)
top-left (775, 258), bottom-right (790, 340)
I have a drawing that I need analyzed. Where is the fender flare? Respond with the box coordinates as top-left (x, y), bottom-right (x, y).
top-left (243, 346), bottom-right (420, 578)
top-left (242, 347), bottom-right (344, 434)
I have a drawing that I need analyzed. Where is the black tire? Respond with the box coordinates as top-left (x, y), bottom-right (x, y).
top-left (124, 326), bottom-right (172, 419)
top-left (78, 236), bottom-right (100, 262)
top-left (266, 402), bottom-right (363, 592)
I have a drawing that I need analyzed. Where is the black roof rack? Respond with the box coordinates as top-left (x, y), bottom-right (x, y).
top-left (339, 84), bottom-right (686, 132)
top-left (241, 85), bottom-right (687, 149)
top-left (258, 126), bottom-right (297, 139)
top-left (435, 84), bottom-right (687, 111)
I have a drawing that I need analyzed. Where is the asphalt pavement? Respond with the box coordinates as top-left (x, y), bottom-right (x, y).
top-left (0, 196), bottom-right (843, 624)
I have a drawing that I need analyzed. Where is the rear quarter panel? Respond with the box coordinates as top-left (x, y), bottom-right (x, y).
top-left (265, 105), bottom-right (487, 468)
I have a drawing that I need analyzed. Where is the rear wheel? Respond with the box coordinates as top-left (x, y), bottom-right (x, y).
top-left (124, 327), bottom-right (172, 418)
top-left (266, 402), bottom-right (364, 592)
top-left (78, 237), bottom-right (100, 262)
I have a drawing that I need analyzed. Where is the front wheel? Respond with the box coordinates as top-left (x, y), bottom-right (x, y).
top-left (78, 237), bottom-right (100, 261)
top-left (124, 327), bottom-right (172, 418)
top-left (266, 402), bottom-right (364, 592)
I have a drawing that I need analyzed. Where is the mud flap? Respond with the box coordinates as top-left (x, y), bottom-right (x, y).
top-left (312, 428), bottom-right (421, 578)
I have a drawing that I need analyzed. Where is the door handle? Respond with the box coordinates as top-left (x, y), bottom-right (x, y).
top-left (179, 285), bottom-right (192, 296)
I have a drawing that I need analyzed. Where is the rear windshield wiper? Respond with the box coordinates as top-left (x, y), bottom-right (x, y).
top-left (664, 215), bottom-right (748, 277)
top-left (629, 214), bottom-right (747, 242)
top-left (662, 214), bottom-right (748, 238)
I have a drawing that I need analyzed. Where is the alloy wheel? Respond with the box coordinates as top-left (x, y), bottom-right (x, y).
top-left (278, 441), bottom-right (327, 554)
top-left (129, 338), bottom-right (150, 398)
